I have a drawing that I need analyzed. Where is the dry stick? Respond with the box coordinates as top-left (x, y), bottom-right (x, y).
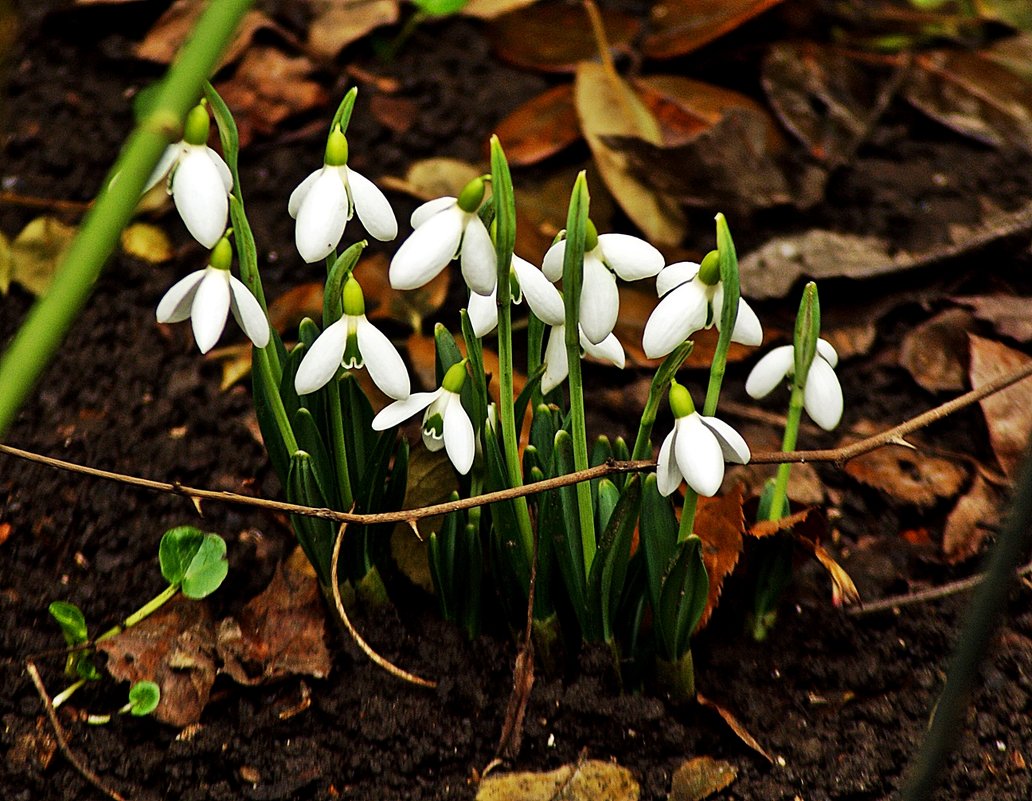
top-left (2, 360), bottom-right (1031, 524)
top-left (25, 661), bottom-right (129, 801)
top-left (328, 521), bottom-right (436, 689)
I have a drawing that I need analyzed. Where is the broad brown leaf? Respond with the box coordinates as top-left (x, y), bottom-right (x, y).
top-left (476, 759), bottom-right (639, 801)
top-left (135, 2), bottom-right (282, 68)
top-left (493, 84), bottom-right (580, 167)
top-left (514, 165), bottom-right (615, 262)
top-left (898, 308), bottom-right (973, 392)
top-left (953, 294), bottom-right (1032, 342)
top-left (942, 473), bottom-right (1003, 563)
top-left (645, 0), bottom-right (785, 60)
top-left (670, 756), bottom-right (737, 801)
top-left (381, 157), bottom-right (483, 202)
top-left (693, 484), bottom-right (745, 631)
top-left (969, 333), bottom-right (1032, 478)
top-left (269, 282), bottom-right (325, 333)
top-left (307, 0), bottom-right (400, 60)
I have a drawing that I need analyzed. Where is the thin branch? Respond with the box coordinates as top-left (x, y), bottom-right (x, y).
top-left (2, 361), bottom-right (1031, 524)
top-left (25, 661), bottom-right (129, 801)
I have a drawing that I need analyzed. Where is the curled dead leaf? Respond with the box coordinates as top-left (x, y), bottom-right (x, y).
top-left (307, 0), bottom-right (399, 60)
top-left (693, 485), bottom-right (745, 631)
top-left (645, 0), bottom-right (785, 59)
top-left (898, 309), bottom-right (973, 393)
top-left (969, 333), bottom-right (1032, 479)
top-left (696, 693), bottom-right (772, 763)
top-left (670, 756), bottom-right (737, 801)
top-left (952, 294), bottom-right (1032, 343)
top-left (493, 84), bottom-right (580, 167)
top-left (942, 473), bottom-right (1002, 563)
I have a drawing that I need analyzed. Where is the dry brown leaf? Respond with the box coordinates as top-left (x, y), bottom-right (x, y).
top-left (953, 294), bottom-right (1032, 343)
top-left (493, 84), bottom-right (580, 167)
top-left (97, 597), bottom-right (217, 727)
top-left (693, 485), bottom-right (745, 631)
top-left (462, 0), bottom-right (539, 20)
top-left (269, 282), bottom-right (325, 333)
top-left (217, 548), bottom-right (331, 686)
top-left (969, 333), bottom-right (1032, 478)
top-left (983, 32), bottom-right (1032, 82)
top-left (645, 0), bottom-right (785, 59)
top-left (406, 333), bottom-right (438, 391)
top-left (476, 758), bottom-right (639, 801)
top-left (696, 693), bottom-right (772, 763)
top-left (135, 2), bottom-right (282, 68)
top-left (214, 46), bottom-right (327, 147)
top-left (392, 448), bottom-right (457, 591)
top-left (514, 166), bottom-right (615, 263)
top-left (899, 309), bottom-right (974, 393)
top-left (381, 157), bottom-right (483, 202)
top-left (749, 507), bottom-right (812, 539)
top-left (669, 756), bottom-right (737, 801)
top-left (359, 253), bottom-right (449, 332)
top-left (7, 216), bottom-right (77, 296)
top-left (370, 94), bottom-right (418, 135)
top-left (307, 0), bottom-right (400, 60)
top-left (809, 542), bottom-right (861, 607)
top-left (942, 473), bottom-right (1003, 563)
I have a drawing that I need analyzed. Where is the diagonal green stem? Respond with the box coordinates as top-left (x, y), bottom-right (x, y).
top-left (768, 384), bottom-right (804, 521)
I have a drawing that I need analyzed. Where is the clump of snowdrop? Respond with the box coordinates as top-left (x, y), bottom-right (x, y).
top-left (656, 380), bottom-right (750, 498)
top-left (389, 177), bottom-right (496, 296)
top-left (643, 250), bottom-right (763, 359)
top-left (542, 220), bottom-right (664, 345)
top-left (746, 337), bottom-right (842, 431)
top-left (145, 102), bottom-right (232, 249)
top-left (156, 235), bottom-right (269, 354)
top-left (467, 255), bottom-right (566, 338)
top-left (294, 275), bottom-right (410, 399)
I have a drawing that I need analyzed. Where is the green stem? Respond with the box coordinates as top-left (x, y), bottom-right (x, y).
top-left (327, 377), bottom-right (354, 510)
top-left (631, 341), bottom-right (694, 461)
top-left (768, 384), bottom-right (804, 521)
top-left (527, 314), bottom-right (545, 409)
top-left (703, 344), bottom-right (729, 417)
top-left (96, 583), bottom-right (180, 644)
top-left (52, 678), bottom-right (87, 709)
top-left (566, 316), bottom-right (595, 573)
top-left (0, 0), bottom-right (256, 438)
top-left (255, 347), bottom-right (298, 454)
top-left (677, 489), bottom-right (699, 543)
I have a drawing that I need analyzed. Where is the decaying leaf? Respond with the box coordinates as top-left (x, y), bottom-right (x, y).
top-left (269, 282), bottom-right (325, 333)
top-left (696, 694), bottom-right (772, 763)
top-left (120, 222), bottom-right (173, 264)
top-left (898, 308), bottom-right (973, 393)
top-left (953, 294), bottom-right (1032, 342)
top-left (693, 485), bottom-right (745, 631)
top-left (392, 448), bottom-right (457, 591)
top-left (807, 541), bottom-right (861, 608)
top-left (645, 0), bottom-right (785, 59)
top-left (359, 253), bottom-right (449, 333)
top-left (382, 157), bottom-right (483, 202)
top-left (514, 165), bottom-right (614, 262)
top-left (669, 756), bottom-right (737, 801)
top-left (217, 548), bottom-right (331, 686)
top-left (307, 0), bottom-right (400, 60)
top-left (493, 84), bottom-right (580, 167)
top-left (206, 342), bottom-right (254, 392)
top-left (476, 758), bottom-right (639, 801)
top-left (6, 216), bottom-right (77, 296)
top-left (942, 473), bottom-right (1003, 563)
top-left (97, 597), bottom-right (217, 727)
top-left (135, 2), bottom-right (283, 68)
top-left (969, 333), bottom-right (1032, 478)
top-left (748, 507), bottom-right (812, 539)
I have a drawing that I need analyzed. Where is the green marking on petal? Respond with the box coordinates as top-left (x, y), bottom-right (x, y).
top-left (342, 327), bottom-right (362, 369)
top-left (423, 412), bottom-right (444, 439)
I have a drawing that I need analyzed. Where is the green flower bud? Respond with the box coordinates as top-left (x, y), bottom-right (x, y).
top-left (324, 128), bottom-right (349, 167)
top-left (442, 359), bottom-right (468, 393)
top-left (341, 275), bottom-right (365, 317)
top-left (668, 379), bottom-right (696, 419)
top-left (209, 235), bottom-right (233, 271)
top-left (584, 218), bottom-right (599, 252)
top-left (457, 177), bottom-right (486, 213)
top-left (792, 282), bottom-right (821, 388)
top-left (698, 249), bottom-right (721, 286)
top-left (183, 103), bottom-right (210, 146)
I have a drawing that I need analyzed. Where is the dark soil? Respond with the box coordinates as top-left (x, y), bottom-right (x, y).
top-left (3, 3), bottom-right (1032, 800)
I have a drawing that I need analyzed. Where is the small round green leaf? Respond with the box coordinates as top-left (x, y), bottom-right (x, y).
top-left (159, 526), bottom-right (207, 586)
top-left (127, 681), bottom-right (161, 717)
top-left (180, 533), bottom-right (229, 599)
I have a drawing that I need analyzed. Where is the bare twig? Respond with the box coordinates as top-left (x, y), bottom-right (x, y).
top-left (25, 661), bottom-right (128, 801)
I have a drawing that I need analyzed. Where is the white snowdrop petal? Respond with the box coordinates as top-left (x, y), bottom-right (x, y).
top-left (655, 430), bottom-right (682, 497)
top-left (372, 390), bottom-right (441, 431)
top-left (816, 338), bottom-right (839, 368)
top-left (674, 414), bottom-right (724, 497)
top-left (411, 196), bottom-right (457, 229)
top-left (597, 233), bottom-right (664, 280)
top-left (580, 328), bottom-right (625, 369)
top-left (655, 261), bottom-right (700, 297)
top-left (293, 318), bottom-right (349, 395)
top-left (460, 216), bottom-right (497, 296)
top-left (347, 168), bottom-right (398, 242)
top-left (729, 296), bottom-right (763, 347)
top-left (190, 268), bottom-right (231, 354)
top-left (541, 325), bottom-right (568, 394)
top-left (541, 240), bottom-right (566, 282)
top-left (357, 317), bottom-right (410, 400)
top-left (156, 270), bottom-right (206, 323)
top-left (294, 169), bottom-right (350, 263)
top-left (288, 169), bottom-right (322, 218)
top-left (699, 415), bottom-right (751, 464)
top-left (578, 256), bottom-right (619, 345)
top-left (172, 147), bottom-right (230, 248)
top-left (745, 345), bottom-right (795, 399)
top-left (206, 147), bottom-right (233, 193)
top-left (467, 289), bottom-right (498, 338)
top-left (389, 208), bottom-right (464, 290)
top-left (443, 394), bottom-right (475, 475)
top-left (642, 281), bottom-right (708, 359)
top-left (803, 357), bottom-right (843, 431)
top-left (513, 256), bottom-right (565, 326)
top-left (228, 275), bottom-right (270, 349)
top-left (143, 144), bottom-right (182, 194)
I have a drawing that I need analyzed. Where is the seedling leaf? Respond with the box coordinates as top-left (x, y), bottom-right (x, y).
top-left (48, 601), bottom-right (88, 646)
top-left (159, 526), bottom-right (206, 586)
top-left (128, 680), bottom-right (161, 716)
top-left (180, 533), bottom-right (229, 599)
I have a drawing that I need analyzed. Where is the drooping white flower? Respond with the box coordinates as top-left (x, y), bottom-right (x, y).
top-left (467, 254), bottom-right (566, 338)
top-left (656, 381), bottom-right (750, 498)
top-left (293, 276), bottom-right (409, 399)
top-left (156, 237), bottom-right (269, 354)
top-left (389, 177), bottom-right (495, 296)
top-left (541, 323), bottom-right (625, 395)
top-left (144, 104), bottom-right (232, 249)
top-left (745, 338), bottom-right (843, 431)
top-left (542, 223), bottom-right (664, 346)
top-left (288, 128), bottom-right (397, 263)
top-left (642, 253), bottom-right (763, 359)
top-left (371, 361), bottom-right (475, 474)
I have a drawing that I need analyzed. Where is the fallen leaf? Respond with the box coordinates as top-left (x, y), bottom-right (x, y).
top-left (899, 308), bottom-right (974, 392)
top-left (381, 157), bottom-right (483, 202)
top-left (575, 61), bottom-right (686, 247)
top-left (669, 756), bottom-right (737, 801)
top-left (206, 342), bottom-right (254, 391)
top-left (307, 0), bottom-right (400, 60)
top-left (8, 216), bottom-right (77, 296)
top-left (983, 32), bottom-right (1032, 82)
top-left (969, 333), bottom-right (1032, 478)
top-left (487, 3), bottom-right (640, 73)
top-left (392, 447), bottom-right (457, 591)
top-left (214, 46), bottom-right (327, 147)
top-left (135, 2), bottom-right (282, 68)
top-left (97, 596), bottom-right (217, 727)
top-left (370, 93), bottom-right (418, 135)
top-left (952, 294), bottom-right (1032, 342)
top-left (807, 541), bottom-right (861, 607)
top-left (748, 507), bottom-right (812, 539)
top-left (697, 693), bottom-right (772, 763)
top-left (645, 0), bottom-right (785, 59)
top-left (514, 165), bottom-right (615, 262)
top-left (476, 758), bottom-right (639, 801)
top-left (942, 473), bottom-right (1003, 563)
top-left (358, 253), bottom-right (449, 332)
top-left (693, 485), bottom-right (745, 632)
top-left (462, 0), bottom-right (539, 20)
top-left (269, 281), bottom-right (325, 333)
top-left (217, 548), bottom-right (331, 685)
top-left (493, 84), bottom-right (580, 167)
top-left (120, 222), bottom-right (173, 263)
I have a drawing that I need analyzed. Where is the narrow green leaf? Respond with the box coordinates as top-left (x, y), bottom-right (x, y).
top-left (48, 601), bottom-right (88, 646)
top-left (330, 87), bottom-right (358, 133)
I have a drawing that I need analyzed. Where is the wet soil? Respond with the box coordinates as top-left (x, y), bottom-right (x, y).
top-left (3, 3), bottom-right (1032, 800)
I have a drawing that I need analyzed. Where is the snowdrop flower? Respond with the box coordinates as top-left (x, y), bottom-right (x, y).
top-left (642, 251), bottom-right (763, 359)
top-left (288, 127), bottom-right (398, 263)
top-left (372, 361), bottom-right (475, 475)
top-left (156, 236), bottom-right (269, 354)
top-left (656, 381), bottom-right (750, 498)
top-left (390, 177), bottom-right (496, 296)
top-left (293, 276), bottom-right (410, 399)
top-left (467, 254), bottom-right (565, 337)
top-left (542, 220), bottom-right (664, 346)
top-left (746, 338), bottom-right (843, 431)
top-left (144, 103), bottom-right (232, 248)
top-left (541, 323), bottom-right (625, 395)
